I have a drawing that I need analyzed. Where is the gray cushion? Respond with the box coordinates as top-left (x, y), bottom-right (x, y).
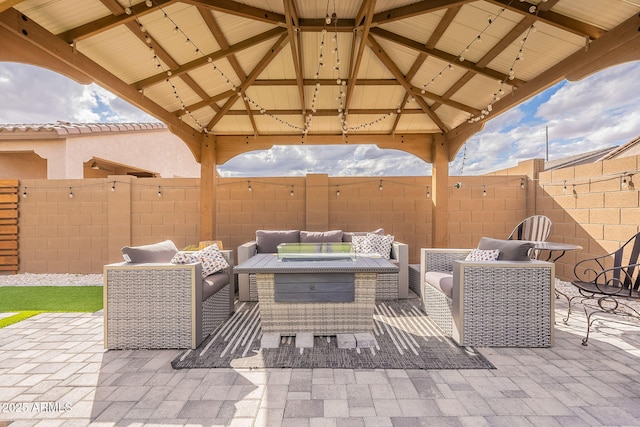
top-left (121, 240), bottom-right (179, 263)
top-left (256, 230), bottom-right (300, 253)
top-left (477, 237), bottom-right (534, 261)
top-left (202, 272), bottom-right (228, 301)
top-left (300, 230), bottom-right (343, 243)
top-left (425, 272), bottom-right (454, 298)
top-left (342, 228), bottom-right (384, 242)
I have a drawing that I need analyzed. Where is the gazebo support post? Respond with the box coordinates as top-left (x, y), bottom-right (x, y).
top-left (200, 133), bottom-right (217, 242)
top-left (431, 133), bottom-right (449, 248)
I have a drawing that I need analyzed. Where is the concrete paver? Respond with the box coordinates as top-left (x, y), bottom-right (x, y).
top-left (1, 297), bottom-right (640, 426)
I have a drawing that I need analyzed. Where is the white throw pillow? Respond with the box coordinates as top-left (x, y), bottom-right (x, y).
top-left (353, 233), bottom-right (394, 259)
top-left (171, 243), bottom-right (229, 278)
top-left (465, 248), bottom-right (500, 262)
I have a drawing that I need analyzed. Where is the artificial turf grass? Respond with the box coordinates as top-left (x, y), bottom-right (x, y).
top-left (0, 311), bottom-right (42, 328)
top-left (0, 286), bottom-right (103, 312)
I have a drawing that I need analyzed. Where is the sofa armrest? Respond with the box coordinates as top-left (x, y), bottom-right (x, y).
top-left (220, 249), bottom-right (235, 312)
top-left (104, 262), bottom-right (204, 349)
top-left (420, 249), bottom-right (472, 298)
top-left (392, 241), bottom-right (409, 298)
top-left (451, 259), bottom-right (555, 346)
top-left (237, 241), bottom-right (257, 301)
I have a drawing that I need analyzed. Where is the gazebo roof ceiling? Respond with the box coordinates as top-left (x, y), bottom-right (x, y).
top-left (1, 0), bottom-right (639, 162)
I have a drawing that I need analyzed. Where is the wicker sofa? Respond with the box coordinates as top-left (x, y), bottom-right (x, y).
top-left (104, 240), bottom-right (234, 350)
top-left (237, 229), bottom-right (408, 301)
top-left (420, 239), bottom-right (556, 347)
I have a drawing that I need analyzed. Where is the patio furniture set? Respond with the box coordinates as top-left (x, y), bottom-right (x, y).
top-left (102, 218), bottom-right (640, 351)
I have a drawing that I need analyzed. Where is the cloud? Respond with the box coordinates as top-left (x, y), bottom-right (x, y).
top-left (0, 63), bottom-right (155, 124)
top-left (2, 60), bottom-right (639, 177)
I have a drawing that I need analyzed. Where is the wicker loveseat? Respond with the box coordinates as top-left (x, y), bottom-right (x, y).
top-left (237, 229), bottom-right (408, 301)
top-left (420, 238), bottom-right (556, 348)
top-left (104, 240), bottom-right (234, 350)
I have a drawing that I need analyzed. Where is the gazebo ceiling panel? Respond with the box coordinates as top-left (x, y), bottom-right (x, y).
top-left (77, 26), bottom-right (164, 85)
top-left (243, 86), bottom-right (301, 111)
top-left (186, 60), bottom-right (237, 97)
top-left (143, 77), bottom-right (201, 113)
top-left (140, 5), bottom-right (221, 67)
top-left (348, 85), bottom-right (405, 112)
top-left (486, 21), bottom-right (584, 81)
top-left (13, 0), bottom-right (109, 34)
top-left (410, 57), bottom-right (469, 98)
top-left (378, 11), bottom-right (446, 46)
top-left (2, 0), bottom-right (639, 148)
top-left (209, 10), bottom-right (276, 47)
top-left (553, 0), bottom-right (640, 31)
top-left (354, 46), bottom-right (395, 81)
top-left (395, 112), bottom-right (440, 133)
top-left (449, 73), bottom-right (513, 111)
top-left (372, 36), bottom-right (426, 77)
top-left (249, 41), bottom-right (296, 80)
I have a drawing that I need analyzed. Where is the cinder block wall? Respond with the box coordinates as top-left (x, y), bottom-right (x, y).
top-left (15, 153), bottom-right (639, 280)
top-left (536, 155), bottom-right (640, 279)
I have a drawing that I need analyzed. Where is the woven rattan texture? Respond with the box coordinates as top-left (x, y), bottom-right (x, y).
top-left (425, 251), bottom-right (470, 272)
top-left (409, 264), bottom-right (421, 297)
top-left (421, 281), bottom-right (455, 336)
top-left (106, 268), bottom-right (194, 349)
top-left (203, 285), bottom-right (231, 335)
top-left (256, 272), bottom-right (377, 334)
top-left (461, 266), bottom-right (552, 347)
top-left (250, 271), bottom-right (397, 302)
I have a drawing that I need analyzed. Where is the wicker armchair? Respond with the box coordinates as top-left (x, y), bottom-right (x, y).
top-left (420, 248), bottom-right (555, 347)
top-left (104, 250), bottom-right (234, 350)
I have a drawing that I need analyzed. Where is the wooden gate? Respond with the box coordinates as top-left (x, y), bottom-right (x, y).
top-left (0, 180), bottom-right (19, 274)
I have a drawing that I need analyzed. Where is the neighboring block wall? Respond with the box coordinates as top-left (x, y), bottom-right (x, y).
top-left (14, 154), bottom-right (640, 280)
top-left (536, 155), bottom-right (640, 279)
top-left (16, 174), bottom-right (527, 273)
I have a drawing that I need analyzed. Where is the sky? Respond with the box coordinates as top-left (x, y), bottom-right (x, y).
top-left (1, 60), bottom-right (639, 177)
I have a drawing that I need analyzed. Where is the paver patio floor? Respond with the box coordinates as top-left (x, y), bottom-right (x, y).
top-left (1, 296), bottom-right (640, 426)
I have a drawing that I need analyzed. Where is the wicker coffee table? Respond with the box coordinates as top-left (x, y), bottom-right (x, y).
top-left (234, 253), bottom-right (398, 335)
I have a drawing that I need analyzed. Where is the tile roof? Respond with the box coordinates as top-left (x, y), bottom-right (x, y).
top-left (0, 121), bottom-right (166, 138)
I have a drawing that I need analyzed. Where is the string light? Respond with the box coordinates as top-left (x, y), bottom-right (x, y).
top-left (379, 180), bottom-right (383, 191)
top-left (157, 186), bottom-right (162, 197)
top-left (520, 178), bottom-right (526, 189)
top-left (68, 187), bottom-right (74, 199)
top-left (22, 187), bottom-right (27, 198)
top-left (621, 175), bottom-right (628, 189)
top-left (290, 186), bottom-right (294, 197)
top-left (247, 180), bottom-right (252, 192)
top-left (111, 181), bottom-right (116, 192)
top-left (563, 181), bottom-right (567, 194)
top-left (482, 185), bottom-right (487, 197)
top-left (426, 186), bottom-right (430, 198)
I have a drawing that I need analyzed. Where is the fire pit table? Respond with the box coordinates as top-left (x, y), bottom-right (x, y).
top-left (233, 243), bottom-right (398, 335)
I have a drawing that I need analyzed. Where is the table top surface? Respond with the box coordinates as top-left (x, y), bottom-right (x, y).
top-left (529, 241), bottom-right (583, 251)
top-left (234, 253), bottom-right (399, 274)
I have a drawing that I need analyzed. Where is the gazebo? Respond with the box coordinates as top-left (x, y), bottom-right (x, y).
top-left (1, 0), bottom-right (639, 247)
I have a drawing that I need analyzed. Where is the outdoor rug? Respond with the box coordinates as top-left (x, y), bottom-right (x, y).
top-left (171, 299), bottom-right (495, 370)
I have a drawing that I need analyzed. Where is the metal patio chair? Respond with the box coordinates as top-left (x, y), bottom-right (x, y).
top-left (565, 231), bottom-right (640, 345)
top-left (508, 215), bottom-right (553, 259)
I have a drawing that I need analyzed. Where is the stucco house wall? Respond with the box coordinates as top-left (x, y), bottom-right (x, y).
top-left (0, 123), bottom-right (200, 179)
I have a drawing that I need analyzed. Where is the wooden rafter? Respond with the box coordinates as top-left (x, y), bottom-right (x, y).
top-left (0, 6), bottom-right (202, 160)
top-left (206, 33), bottom-right (290, 131)
top-left (391, 5), bottom-right (461, 133)
top-left (283, 0), bottom-right (306, 115)
top-left (344, 0), bottom-right (375, 113)
top-left (58, 0), bottom-right (178, 43)
top-left (369, 27), bottom-right (526, 88)
top-left (367, 35), bottom-right (449, 132)
top-left (134, 27), bottom-right (287, 89)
